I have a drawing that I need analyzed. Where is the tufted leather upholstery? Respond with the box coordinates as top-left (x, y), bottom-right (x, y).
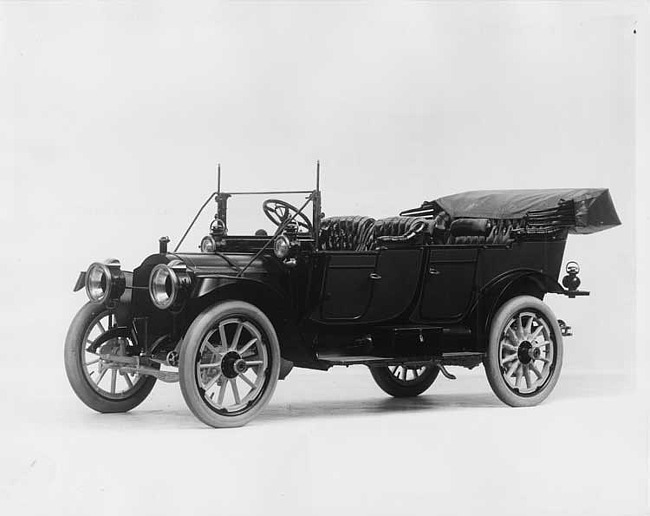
top-left (374, 214), bottom-right (454, 245)
top-left (369, 216), bottom-right (428, 248)
top-left (448, 218), bottom-right (523, 245)
top-left (318, 216), bottom-right (376, 251)
top-left (486, 219), bottom-right (524, 244)
top-left (318, 212), bottom-right (523, 250)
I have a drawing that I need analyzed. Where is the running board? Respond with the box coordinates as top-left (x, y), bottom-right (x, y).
top-left (317, 354), bottom-right (436, 367)
top-left (317, 352), bottom-right (484, 370)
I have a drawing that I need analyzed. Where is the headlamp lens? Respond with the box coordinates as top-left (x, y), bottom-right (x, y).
top-left (150, 265), bottom-right (177, 309)
top-left (200, 236), bottom-right (216, 253)
top-left (274, 236), bottom-right (290, 259)
top-left (86, 263), bottom-right (109, 302)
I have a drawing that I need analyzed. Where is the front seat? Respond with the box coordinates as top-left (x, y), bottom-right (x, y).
top-left (318, 216), bottom-right (376, 251)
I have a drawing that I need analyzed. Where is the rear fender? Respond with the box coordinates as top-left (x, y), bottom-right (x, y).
top-left (470, 270), bottom-right (563, 344)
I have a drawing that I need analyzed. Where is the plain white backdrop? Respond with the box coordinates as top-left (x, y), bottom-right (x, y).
top-left (0, 1), bottom-right (647, 515)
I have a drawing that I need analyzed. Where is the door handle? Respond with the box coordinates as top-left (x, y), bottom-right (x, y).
top-left (369, 273), bottom-right (382, 280)
top-left (428, 267), bottom-right (440, 275)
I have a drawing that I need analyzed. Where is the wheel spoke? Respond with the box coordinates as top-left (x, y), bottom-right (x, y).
top-left (245, 360), bottom-right (264, 366)
top-left (530, 325), bottom-right (544, 341)
top-left (501, 354), bottom-right (518, 365)
top-left (506, 360), bottom-right (520, 378)
top-left (110, 368), bottom-right (117, 394)
top-left (97, 320), bottom-right (106, 334)
top-left (205, 342), bottom-right (221, 357)
top-left (529, 363), bottom-right (543, 379)
top-left (85, 358), bottom-right (100, 367)
top-left (95, 367), bottom-right (108, 385)
top-left (239, 338), bottom-right (258, 355)
top-left (218, 322), bottom-right (228, 351)
top-left (533, 341), bottom-right (551, 350)
top-left (401, 367), bottom-right (407, 381)
top-left (204, 372), bottom-right (222, 391)
top-left (514, 366), bottom-right (523, 388)
top-left (517, 314), bottom-right (524, 339)
top-left (216, 380), bottom-right (228, 407)
top-left (198, 363), bottom-right (221, 369)
top-left (525, 315), bottom-right (534, 336)
top-left (523, 365), bottom-right (532, 389)
top-left (229, 322), bottom-right (243, 351)
top-left (506, 328), bottom-right (519, 345)
top-left (121, 370), bottom-right (134, 389)
top-left (231, 379), bottom-right (241, 405)
top-left (239, 373), bottom-right (256, 389)
top-left (501, 341), bottom-right (517, 352)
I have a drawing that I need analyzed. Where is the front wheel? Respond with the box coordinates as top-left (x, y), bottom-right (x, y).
top-left (179, 301), bottom-right (281, 428)
top-left (484, 295), bottom-right (563, 407)
top-left (370, 364), bottom-right (439, 398)
top-left (64, 303), bottom-right (157, 413)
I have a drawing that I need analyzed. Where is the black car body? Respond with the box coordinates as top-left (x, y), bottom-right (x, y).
top-left (65, 167), bottom-right (621, 427)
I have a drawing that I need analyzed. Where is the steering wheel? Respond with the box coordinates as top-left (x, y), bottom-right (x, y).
top-left (262, 199), bottom-right (313, 234)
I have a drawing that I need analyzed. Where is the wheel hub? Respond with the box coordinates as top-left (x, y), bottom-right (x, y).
top-left (233, 359), bottom-right (248, 375)
top-left (517, 341), bottom-right (533, 364)
top-left (220, 351), bottom-right (244, 379)
top-left (516, 341), bottom-right (542, 365)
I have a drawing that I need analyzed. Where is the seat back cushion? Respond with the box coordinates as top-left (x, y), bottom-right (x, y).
top-left (448, 218), bottom-right (523, 244)
top-left (370, 216), bottom-right (434, 248)
top-left (318, 216), bottom-right (376, 251)
top-left (485, 218), bottom-right (524, 244)
top-left (450, 218), bottom-right (492, 237)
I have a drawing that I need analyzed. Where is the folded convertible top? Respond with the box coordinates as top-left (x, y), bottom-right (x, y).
top-left (402, 188), bottom-right (621, 235)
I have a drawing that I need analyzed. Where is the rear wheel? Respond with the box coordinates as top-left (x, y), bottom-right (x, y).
top-left (370, 364), bottom-right (439, 398)
top-left (179, 301), bottom-right (280, 428)
top-left (64, 303), bottom-right (157, 413)
top-left (484, 295), bottom-right (563, 407)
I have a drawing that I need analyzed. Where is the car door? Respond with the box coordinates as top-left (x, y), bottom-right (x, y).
top-left (416, 247), bottom-right (479, 322)
top-left (362, 248), bottom-right (422, 322)
top-left (319, 252), bottom-right (377, 320)
top-left (316, 248), bottom-right (422, 323)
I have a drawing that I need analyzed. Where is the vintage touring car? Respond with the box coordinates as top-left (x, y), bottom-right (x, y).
top-left (65, 166), bottom-right (621, 427)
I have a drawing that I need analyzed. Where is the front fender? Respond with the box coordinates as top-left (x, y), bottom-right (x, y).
top-left (192, 275), bottom-right (289, 305)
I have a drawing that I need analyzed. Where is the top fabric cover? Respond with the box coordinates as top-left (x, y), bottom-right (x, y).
top-left (430, 188), bottom-right (621, 235)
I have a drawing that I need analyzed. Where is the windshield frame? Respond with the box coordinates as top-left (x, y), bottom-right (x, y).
top-left (173, 188), bottom-right (322, 254)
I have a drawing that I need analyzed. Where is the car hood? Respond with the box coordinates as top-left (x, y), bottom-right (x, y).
top-left (172, 252), bottom-right (280, 277)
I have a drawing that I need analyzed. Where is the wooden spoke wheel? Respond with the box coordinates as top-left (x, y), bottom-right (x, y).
top-left (484, 295), bottom-right (563, 407)
top-left (179, 301), bottom-right (280, 428)
top-left (370, 364), bottom-right (439, 398)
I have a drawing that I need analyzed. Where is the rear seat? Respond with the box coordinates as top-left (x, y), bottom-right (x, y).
top-left (486, 219), bottom-right (524, 244)
top-left (447, 218), bottom-right (523, 245)
top-left (317, 213), bottom-right (522, 250)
